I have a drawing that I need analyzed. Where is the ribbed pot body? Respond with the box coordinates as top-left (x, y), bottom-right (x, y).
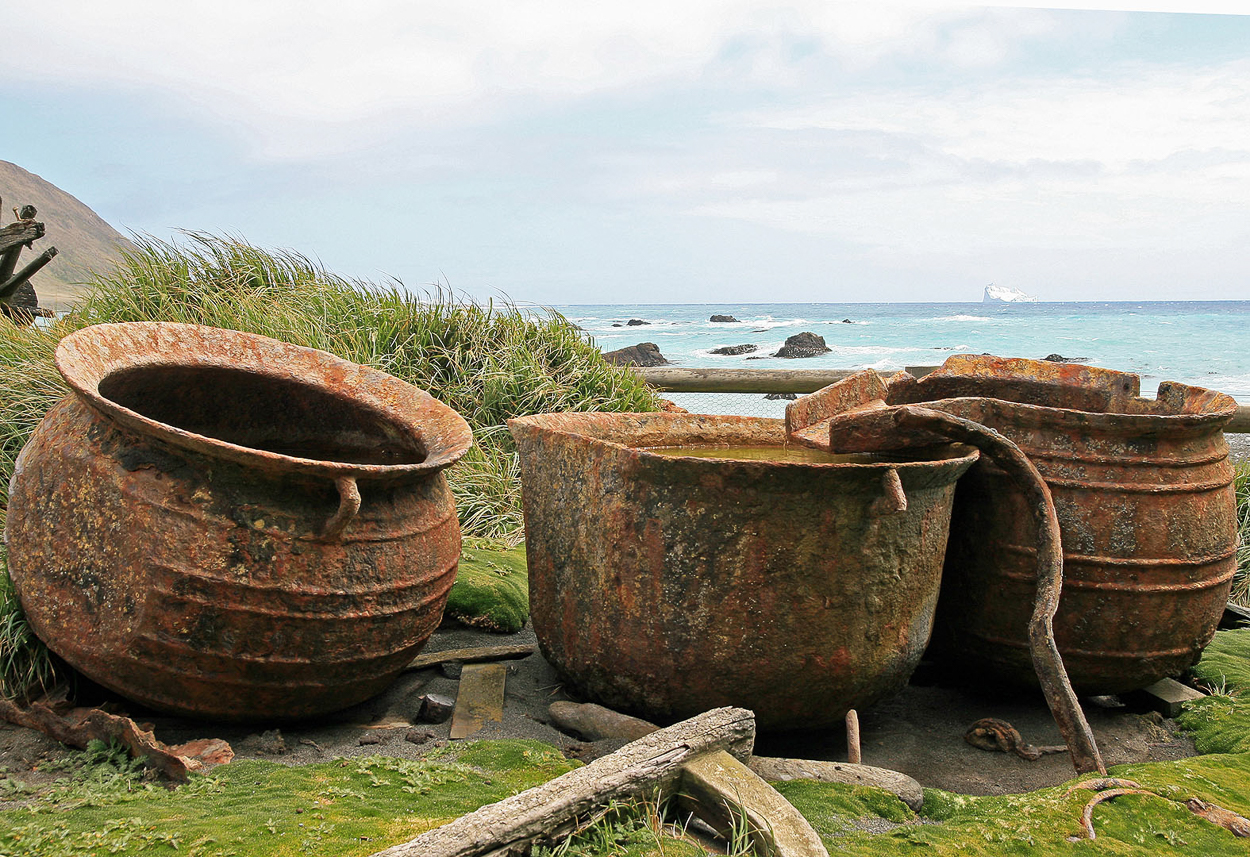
top-left (4, 322), bottom-right (471, 720)
top-left (893, 356), bottom-right (1238, 694)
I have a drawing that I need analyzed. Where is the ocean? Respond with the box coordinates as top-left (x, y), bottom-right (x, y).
top-left (554, 301), bottom-right (1250, 416)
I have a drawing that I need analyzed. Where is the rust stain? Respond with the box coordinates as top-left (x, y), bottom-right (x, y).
top-left (4, 322), bottom-right (472, 721)
top-left (508, 411), bottom-right (976, 731)
top-left (820, 355), bottom-right (1238, 695)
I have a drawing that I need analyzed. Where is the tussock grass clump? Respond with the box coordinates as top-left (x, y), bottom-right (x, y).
top-left (0, 232), bottom-right (661, 530)
top-left (0, 232), bottom-right (661, 696)
top-left (69, 233), bottom-right (661, 537)
top-left (0, 544), bottom-right (60, 702)
top-left (1233, 460), bottom-right (1250, 607)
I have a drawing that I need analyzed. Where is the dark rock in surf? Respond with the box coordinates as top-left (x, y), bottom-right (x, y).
top-left (773, 332), bottom-right (831, 359)
top-left (710, 314), bottom-right (739, 323)
top-left (602, 342), bottom-right (671, 367)
top-left (711, 344), bottom-right (757, 356)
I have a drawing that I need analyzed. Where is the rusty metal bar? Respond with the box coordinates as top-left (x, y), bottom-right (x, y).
top-left (893, 405), bottom-right (1106, 776)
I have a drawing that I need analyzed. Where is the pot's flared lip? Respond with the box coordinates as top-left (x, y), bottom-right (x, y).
top-left (56, 322), bottom-right (473, 481)
top-left (509, 411), bottom-right (978, 471)
top-left (912, 354), bottom-right (1237, 428)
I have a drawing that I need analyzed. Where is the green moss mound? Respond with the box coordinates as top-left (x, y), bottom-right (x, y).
top-left (445, 545), bottom-right (530, 633)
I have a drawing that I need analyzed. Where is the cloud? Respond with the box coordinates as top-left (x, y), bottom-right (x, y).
top-left (611, 58), bottom-right (1250, 260)
top-left (4, 2), bottom-right (988, 159)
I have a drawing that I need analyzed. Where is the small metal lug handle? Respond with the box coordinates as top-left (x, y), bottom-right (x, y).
top-left (321, 476), bottom-right (361, 541)
top-left (870, 468), bottom-right (907, 515)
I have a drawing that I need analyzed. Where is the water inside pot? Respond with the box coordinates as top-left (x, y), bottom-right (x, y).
top-left (98, 364), bottom-right (425, 466)
top-left (643, 444), bottom-right (886, 464)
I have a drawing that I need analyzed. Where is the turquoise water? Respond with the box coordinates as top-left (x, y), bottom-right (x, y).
top-left (555, 301), bottom-right (1250, 402)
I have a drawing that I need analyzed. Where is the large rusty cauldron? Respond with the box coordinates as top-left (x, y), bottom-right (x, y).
top-left (5, 322), bottom-right (472, 720)
top-left (508, 412), bottom-right (978, 731)
top-left (890, 355), bottom-right (1239, 694)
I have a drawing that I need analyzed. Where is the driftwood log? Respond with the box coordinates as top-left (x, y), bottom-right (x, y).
top-left (369, 707), bottom-right (757, 857)
top-left (548, 701), bottom-right (924, 811)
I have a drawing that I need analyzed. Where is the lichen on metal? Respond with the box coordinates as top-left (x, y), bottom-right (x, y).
top-left (509, 411), bottom-right (977, 731)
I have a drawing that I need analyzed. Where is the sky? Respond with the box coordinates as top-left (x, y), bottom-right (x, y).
top-left (3, 1), bottom-right (1249, 304)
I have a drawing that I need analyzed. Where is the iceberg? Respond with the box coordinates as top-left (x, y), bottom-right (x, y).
top-left (983, 283), bottom-right (1038, 303)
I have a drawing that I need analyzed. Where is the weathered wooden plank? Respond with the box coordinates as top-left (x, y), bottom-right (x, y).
top-left (680, 750), bottom-right (829, 857)
top-left (405, 643), bottom-right (535, 672)
top-left (0, 220), bottom-right (43, 256)
top-left (449, 663), bottom-right (506, 739)
top-left (369, 707), bottom-right (756, 857)
top-left (636, 367), bottom-right (929, 394)
top-left (547, 700), bottom-right (924, 811)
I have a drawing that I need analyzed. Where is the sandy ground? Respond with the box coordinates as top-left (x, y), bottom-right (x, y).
top-left (0, 621), bottom-right (1197, 800)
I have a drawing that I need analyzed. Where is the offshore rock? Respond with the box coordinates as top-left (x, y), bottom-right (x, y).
top-left (710, 314), bottom-right (739, 323)
top-left (711, 344), bottom-right (757, 356)
top-left (602, 342), bottom-right (671, 367)
top-left (773, 331), bottom-right (831, 358)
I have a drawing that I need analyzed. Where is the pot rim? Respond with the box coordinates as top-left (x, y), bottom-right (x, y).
top-left (56, 322), bottom-right (473, 481)
top-left (914, 354), bottom-right (1237, 430)
top-left (508, 410), bottom-right (979, 472)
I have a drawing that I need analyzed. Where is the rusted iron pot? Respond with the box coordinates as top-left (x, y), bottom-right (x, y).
top-left (508, 412), bottom-right (978, 731)
top-left (5, 322), bottom-right (472, 721)
top-left (890, 355), bottom-right (1238, 694)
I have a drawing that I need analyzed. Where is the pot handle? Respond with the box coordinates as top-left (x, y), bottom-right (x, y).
top-left (870, 467), bottom-right (907, 515)
top-left (321, 476), bottom-right (361, 541)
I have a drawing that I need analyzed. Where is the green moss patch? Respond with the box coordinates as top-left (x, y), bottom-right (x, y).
top-left (766, 629), bottom-right (1250, 856)
top-left (0, 740), bottom-right (577, 857)
top-left (445, 545), bottom-right (530, 633)
top-left (773, 752), bottom-right (1250, 856)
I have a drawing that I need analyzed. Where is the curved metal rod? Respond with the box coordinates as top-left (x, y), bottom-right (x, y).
top-left (894, 405), bottom-right (1106, 775)
top-left (321, 476), bottom-right (362, 542)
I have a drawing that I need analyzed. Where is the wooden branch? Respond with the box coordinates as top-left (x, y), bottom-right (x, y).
top-left (0, 696), bottom-right (232, 782)
top-left (369, 707), bottom-right (756, 857)
top-left (0, 247), bottom-right (58, 302)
